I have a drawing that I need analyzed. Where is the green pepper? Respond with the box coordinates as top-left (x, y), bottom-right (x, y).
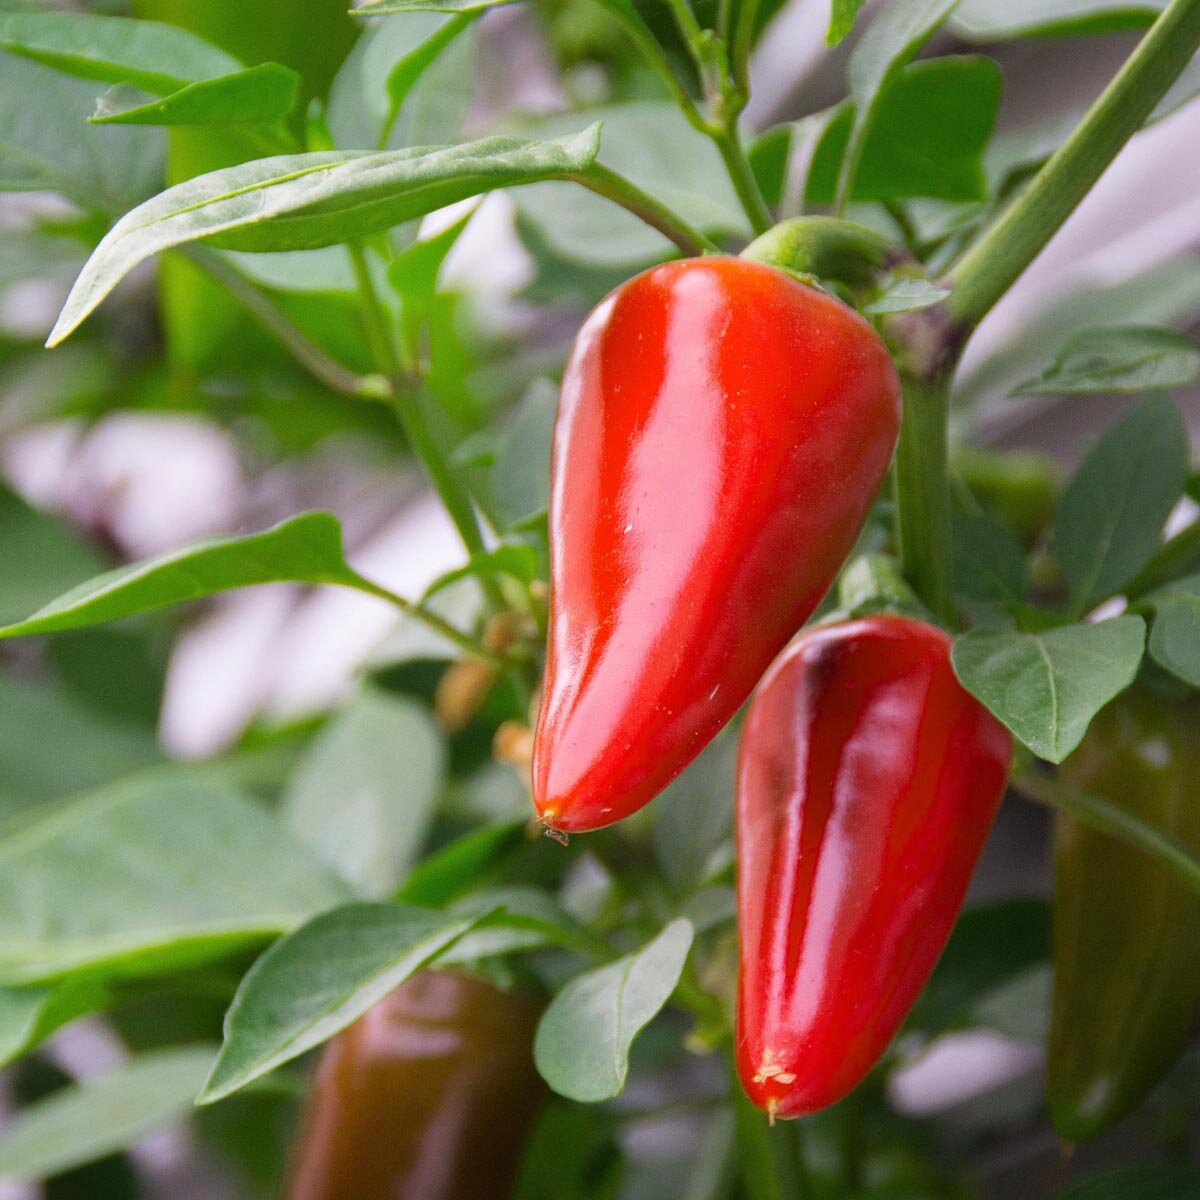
top-left (1049, 688), bottom-right (1200, 1141)
top-left (131, 0), bottom-right (358, 376)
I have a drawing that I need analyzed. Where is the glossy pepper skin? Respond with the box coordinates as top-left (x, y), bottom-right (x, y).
top-left (285, 971), bottom-right (545, 1200)
top-left (533, 256), bottom-right (901, 833)
top-left (735, 616), bottom-right (1011, 1119)
top-left (1049, 690), bottom-right (1200, 1142)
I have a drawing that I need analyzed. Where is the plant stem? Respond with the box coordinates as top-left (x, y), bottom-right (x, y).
top-left (573, 164), bottom-right (718, 255)
top-left (732, 1077), bottom-right (787, 1200)
top-left (947, 0), bottom-right (1200, 327)
top-left (713, 120), bottom-right (772, 234)
top-left (891, 374), bottom-right (954, 625)
top-left (348, 243), bottom-right (505, 609)
top-left (184, 247), bottom-right (379, 399)
top-left (1015, 771), bottom-right (1200, 898)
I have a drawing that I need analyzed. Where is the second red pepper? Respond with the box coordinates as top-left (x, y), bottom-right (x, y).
top-left (533, 256), bottom-right (901, 833)
top-left (735, 616), bottom-right (1012, 1119)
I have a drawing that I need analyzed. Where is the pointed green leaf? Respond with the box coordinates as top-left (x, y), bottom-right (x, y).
top-left (0, 980), bottom-right (111, 1070)
top-left (952, 0), bottom-right (1164, 42)
top-left (282, 690), bottom-right (446, 898)
top-left (1055, 1166), bottom-right (1200, 1200)
top-left (828, 0), bottom-right (869, 44)
top-left (1053, 396), bottom-right (1188, 611)
top-left (534, 919), bottom-right (693, 1102)
top-left (198, 903), bottom-right (489, 1103)
top-left (0, 775), bottom-right (351, 984)
top-left (358, 0), bottom-right (517, 12)
top-left (1014, 326), bottom-right (1200, 395)
top-left (951, 617), bottom-right (1145, 762)
top-left (49, 128), bottom-right (602, 345)
top-left (864, 276), bottom-right (952, 314)
top-left (1144, 573), bottom-right (1200, 686)
top-left (0, 1047), bottom-right (217, 1181)
top-left (90, 63), bottom-right (299, 127)
top-left (0, 512), bottom-right (362, 640)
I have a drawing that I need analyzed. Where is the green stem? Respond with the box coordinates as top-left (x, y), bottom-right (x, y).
top-left (346, 573), bottom-right (504, 664)
top-left (348, 244), bottom-right (505, 610)
top-left (1015, 771), bottom-right (1200, 899)
top-left (891, 375), bottom-right (954, 625)
top-left (713, 120), bottom-right (772, 234)
top-left (185, 246), bottom-right (379, 399)
top-left (573, 164), bottom-right (718, 255)
top-left (732, 1076), bottom-right (787, 1200)
top-left (947, 0), bottom-right (1200, 327)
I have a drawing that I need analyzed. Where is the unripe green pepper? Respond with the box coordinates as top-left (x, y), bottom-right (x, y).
top-left (132, 0), bottom-right (357, 375)
top-left (1049, 688), bottom-right (1200, 1141)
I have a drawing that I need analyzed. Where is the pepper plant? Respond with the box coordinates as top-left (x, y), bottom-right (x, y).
top-left (0, 0), bottom-right (1199, 1196)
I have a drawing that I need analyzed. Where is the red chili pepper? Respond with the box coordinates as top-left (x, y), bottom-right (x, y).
top-left (735, 616), bottom-right (1011, 1120)
top-left (532, 256), bottom-right (901, 833)
top-left (285, 971), bottom-right (545, 1200)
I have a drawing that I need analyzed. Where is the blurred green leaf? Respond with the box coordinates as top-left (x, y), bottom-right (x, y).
top-left (534, 919), bottom-right (693, 1102)
top-left (837, 0), bottom-right (962, 201)
top-left (809, 57), bottom-right (1001, 204)
top-left (0, 980), bottom-right (111, 1070)
top-left (282, 689), bottom-right (446, 899)
top-left (1014, 327), bottom-right (1200, 395)
top-left (951, 617), bottom-right (1145, 762)
top-left (0, 1046), bottom-right (216, 1182)
top-left (864, 276), bottom-right (951, 315)
top-left (0, 774), bottom-right (351, 985)
top-left (652, 731), bottom-right (737, 893)
top-left (1053, 396), bottom-right (1187, 611)
top-left (441, 885), bottom-right (587, 962)
top-left (359, 0), bottom-right (513, 10)
top-left (0, 10), bottom-right (236, 91)
top-left (951, 0), bottom-right (1164, 42)
top-left (0, 53), bottom-right (161, 211)
top-left (1144, 574), bottom-right (1200, 686)
top-left (387, 205), bottom-right (476, 310)
top-left (493, 378), bottom-right (558, 529)
top-left (327, 11), bottom-right (480, 151)
top-left (423, 542), bottom-right (542, 601)
top-left (1055, 1166), bottom-right (1200, 1200)
top-left (952, 507), bottom-right (1029, 604)
top-left (49, 128), bottom-right (601, 345)
top-left (908, 899), bottom-right (1050, 1037)
top-left (396, 816), bottom-right (527, 907)
top-left (90, 64), bottom-right (298, 127)
top-left (828, 0), bottom-right (869, 44)
top-left (0, 513), bottom-right (364, 640)
top-left (198, 902), bottom-right (490, 1103)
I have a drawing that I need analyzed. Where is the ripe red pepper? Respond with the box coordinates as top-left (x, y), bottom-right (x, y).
top-left (735, 616), bottom-right (1011, 1120)
top-left (285, 971), bottom-right (545, 1200)
top-left (532, 256), bottom-right (901, 833)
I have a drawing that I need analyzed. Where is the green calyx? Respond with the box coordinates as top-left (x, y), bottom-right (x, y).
top-left (741, 217), bottom-right (896, 300)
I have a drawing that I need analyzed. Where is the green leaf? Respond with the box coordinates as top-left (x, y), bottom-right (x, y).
top-left (0, 774), bottom-right (350, 984)
top-left (440, 885), bottom-right (588, 963)
top-left (0, 53), bottom-right (161, 212)
top-left (809, 56), bottom-right (1001, 204)
top-left (864, 275), bottom-right (951, 315)
top-left (358, 0), bottom-right (516, 11)
top-left (0, 11), bottom-right (237, 93)
top-left (90, 64), bottom-right (299, 128)
top-left (282, 689), bottom-right (446, 899)
top-left (1055, 1166), bottom-right (1200, 1200)
top-left (908, 899), bottom-right (1050, 1037)
top-left (387, 205), bottom-right (476, 309)
top-left (0, 512), bottom-right (363, 640)
top-left (1144, 574), bottom-right (1200, 686)
top-left (1013, 326), bottom-right (1200, 395)
top-left (0, 979), bottom-right (110, 1069)
top-left (1053, 396), bottom-right (1188, 611)
top-left (838, 0), bottom-right (963, 200)
top-left (0, 1046), bottom-right (216, 1181)
top-left (951, 0), bottom-right (1164, 42)
top-left (493, 378), bottom-right (558, 529)
top-left (652, 732), bottom-right (737, 892)
top-left (396, 817), bottom-right (527, 907)
top-left (534, 919), bottom-right (693, 1102)
top-left (48, 128), bottom-right (601, 345)
top-left (951, 617), bottom-right (1145, 763)
top-left (952, 507), bottom-right (1029, 604)
top-left (327, 11), bottom-right (480, 151)
top-left (197, 902), bottom-right (488, 1103)
top-left (828, 0), bottom-right (869, 44)
top-left (422, 542), bottom-right (542, 601)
